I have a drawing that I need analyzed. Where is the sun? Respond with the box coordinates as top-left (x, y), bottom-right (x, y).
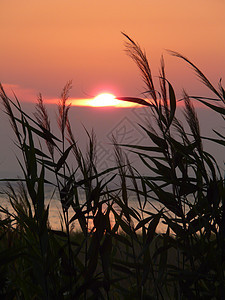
top-left (69, 93), bottom-right (142, 107)
top-left (91, 93), bottom-right (119, 107)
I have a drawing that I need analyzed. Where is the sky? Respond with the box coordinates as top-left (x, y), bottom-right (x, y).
top-left (0, 0), bottom-right (225, 178)
top-left (1, 0), bottom-right (225, 101)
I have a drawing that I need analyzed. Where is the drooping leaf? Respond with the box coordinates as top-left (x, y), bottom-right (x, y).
top-left (144, 180), bottom-right (183, 217)
top-left (168, 80), bottom-right (176, 126)
top-left (55, 144), bottom-right (74, 172)
top-left (145, 211), bottom-right (162, 246)
top-left (135, 216), bottom-right (153, 231)
top-left (201, 135), bottom-right (225, 147)
top-left (14, 115), bottom-right (60, 146)
top-left (139, 124), bottom-right (168, 150)
top-left (119, 143), bottom-right (164, 153)
top-left (163, 215), bottom-right (185, 237)
top-left (36, 165), bottom-right (45, 221)
top-left (117, 96), bottom-right (152, 107)
top-left (111, 208), bottom-right (133, 235)
top-left (196, 99), bottom-right (225, 115)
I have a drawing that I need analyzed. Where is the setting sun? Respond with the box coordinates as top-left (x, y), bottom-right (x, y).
top-left (91, 93), bottom-right (118, 107)
top-left (68, 93), bottom-right (140, 107)
top-left (86, 93), bottom-right (140, 107)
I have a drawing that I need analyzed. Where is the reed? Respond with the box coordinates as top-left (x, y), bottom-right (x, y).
top-left (0, 34), bottom-right (225, 299)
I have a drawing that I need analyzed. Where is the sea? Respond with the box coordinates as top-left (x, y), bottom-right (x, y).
top-left (0, 182), bottom-right (166, 233)
top-left (0, 103), bottom-right (224, 233)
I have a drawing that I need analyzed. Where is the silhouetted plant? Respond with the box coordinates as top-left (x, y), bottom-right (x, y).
top-left (0, 33), bottom-right (225, 299)
top-left (117, 33), bottom-right (225, 299)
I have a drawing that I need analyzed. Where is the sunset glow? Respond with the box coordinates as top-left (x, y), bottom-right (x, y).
top-left (1, 1), bottom-right (224, 103)
top-left (91, 93), bottom-right (118, 107)
top-left (69, 93), bottom-right (140, 107)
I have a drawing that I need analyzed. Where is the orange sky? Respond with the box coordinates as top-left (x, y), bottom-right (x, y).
top-left (1, 0), bottom-right (225, 103)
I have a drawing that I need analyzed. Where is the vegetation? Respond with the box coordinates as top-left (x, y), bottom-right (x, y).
top-left (0, 34), bottom-right (225, 299)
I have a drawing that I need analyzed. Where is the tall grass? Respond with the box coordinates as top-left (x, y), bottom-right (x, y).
top-left (0, 34), bottom-right (225, 299)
